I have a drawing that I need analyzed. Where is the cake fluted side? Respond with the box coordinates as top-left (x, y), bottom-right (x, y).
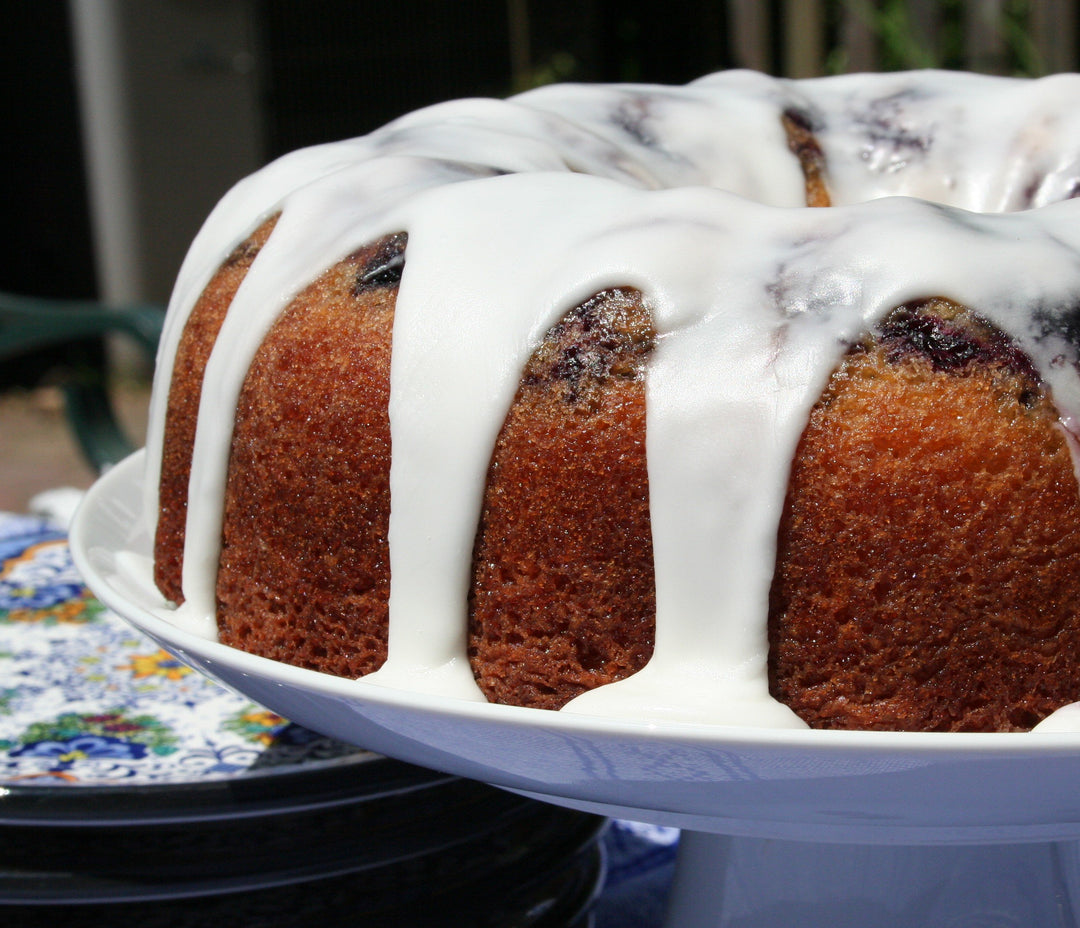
top-left (149, 70), bottom-right (1080, 729)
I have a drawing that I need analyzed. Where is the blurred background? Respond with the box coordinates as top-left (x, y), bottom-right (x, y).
top-left (2, 0), bottom-right (1080, 510)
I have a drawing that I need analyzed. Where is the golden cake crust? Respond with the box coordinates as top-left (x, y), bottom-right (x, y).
top-left (468, 289), bottom-right (656, 709)
top-left (769, 301), bottom-right (1080, 731)
top-left (214, 235), bottom-right (402, 676)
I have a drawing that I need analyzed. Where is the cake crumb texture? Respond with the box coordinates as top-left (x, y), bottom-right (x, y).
top-left (769, 301), bottom-right (1080, 731)
top-left (469, 289), bottom-right (657, 709)
top-left (214, 235), bottom-right (404, 676)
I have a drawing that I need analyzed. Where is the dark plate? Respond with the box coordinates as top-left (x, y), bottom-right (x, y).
top-left (0, 750), bottom-right (452, 827)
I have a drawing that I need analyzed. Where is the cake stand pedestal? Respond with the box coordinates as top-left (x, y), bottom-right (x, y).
top-left (72, 453), bottom-right (1080, 928)
top-left (664, 832), bottom-right (1079, 927)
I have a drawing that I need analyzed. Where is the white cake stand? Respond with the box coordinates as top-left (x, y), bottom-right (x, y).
top-left (72, 453), bottom-right (1080, 927)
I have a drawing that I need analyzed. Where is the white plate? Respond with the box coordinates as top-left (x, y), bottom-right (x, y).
top-left (71, 451), bottom-right (1080, 846)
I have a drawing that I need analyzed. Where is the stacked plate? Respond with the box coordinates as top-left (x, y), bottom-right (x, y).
top-left (0, 513), bottom-right (606, 926)
top-left (2, 756), bottom-right (606, 926)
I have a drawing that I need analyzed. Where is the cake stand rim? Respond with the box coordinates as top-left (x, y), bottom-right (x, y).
top-left (70, 450), bottom-right (1080, 845)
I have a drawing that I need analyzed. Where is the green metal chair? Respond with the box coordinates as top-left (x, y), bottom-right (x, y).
top-left (0, 292), bottom-right (164, 473)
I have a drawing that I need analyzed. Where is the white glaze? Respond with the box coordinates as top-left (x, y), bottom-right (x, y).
top-left (144, 70), bottom-right (1080, 726)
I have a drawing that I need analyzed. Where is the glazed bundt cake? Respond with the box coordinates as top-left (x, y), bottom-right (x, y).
top-left (147, 69), bottom-right (1080, 732)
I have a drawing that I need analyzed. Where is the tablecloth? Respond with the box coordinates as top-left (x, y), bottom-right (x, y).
top-left (0, 505), bottom-right (677, 925)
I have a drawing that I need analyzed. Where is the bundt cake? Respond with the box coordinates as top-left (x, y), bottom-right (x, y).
top-left (145, 69), bottom-right (1080, 732)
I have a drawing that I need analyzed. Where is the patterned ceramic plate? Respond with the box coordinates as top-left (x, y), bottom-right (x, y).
top-left (0, 511), bottom-right (446, 824)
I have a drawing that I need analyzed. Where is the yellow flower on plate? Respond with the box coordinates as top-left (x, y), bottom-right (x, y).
top-left (118, 649), bottom-right (192, 681)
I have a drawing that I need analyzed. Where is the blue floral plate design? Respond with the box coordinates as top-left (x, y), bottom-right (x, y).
top-left (0, 511), bottom-right (450, 824)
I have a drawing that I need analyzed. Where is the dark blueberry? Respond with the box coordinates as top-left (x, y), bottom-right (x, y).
top-left (878, 302), bottom-right (1038, 381)
top-left (782, 106), bottom-right (820, 134)
top-left (1032, 299), bottom-right (1080, 351)
top-left (354, 232), bottom-right (407, 293)
top-left (612, 97), bottom-right (657, 149)
top-left (851, 90), bottom-right (933, 167)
